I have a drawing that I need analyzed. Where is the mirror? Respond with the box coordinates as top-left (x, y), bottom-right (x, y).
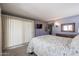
top-left (61, 23), bottom-right (75, 32)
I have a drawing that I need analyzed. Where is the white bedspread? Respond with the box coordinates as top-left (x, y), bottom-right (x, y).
top-left (27, 35), bottom-right (73, 56)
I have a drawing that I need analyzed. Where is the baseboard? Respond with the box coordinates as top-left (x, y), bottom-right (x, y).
top-left (8, 43), bottom-right (25, 49)
top-left (3, 42), bottom-right (29, 50)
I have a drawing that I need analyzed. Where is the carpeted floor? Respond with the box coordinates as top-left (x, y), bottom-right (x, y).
top-left (2, 44), bottom-right (37, 56)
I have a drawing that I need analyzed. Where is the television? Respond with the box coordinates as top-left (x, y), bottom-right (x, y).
top-left (36, 24), bottom-right (42, 29)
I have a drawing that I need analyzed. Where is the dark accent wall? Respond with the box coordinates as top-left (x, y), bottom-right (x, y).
top-left (0, 7), bottom-right (2, 55)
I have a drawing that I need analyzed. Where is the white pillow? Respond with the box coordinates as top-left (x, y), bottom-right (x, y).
top-left (70, 35), bottom-right (79, 48)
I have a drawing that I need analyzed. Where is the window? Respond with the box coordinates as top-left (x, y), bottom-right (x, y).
top-left (61, 23), bottom-right (75, 32)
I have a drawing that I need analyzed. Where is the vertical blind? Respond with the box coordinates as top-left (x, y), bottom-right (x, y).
top-left (2, 15), bottom-right (34, 49)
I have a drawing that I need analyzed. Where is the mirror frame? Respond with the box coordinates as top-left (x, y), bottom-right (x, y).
top-left (61, 23), bottom-right (75, 32)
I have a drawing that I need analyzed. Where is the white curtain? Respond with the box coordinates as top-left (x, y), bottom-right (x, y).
top-left (2, 15), bottom-right (34, 48)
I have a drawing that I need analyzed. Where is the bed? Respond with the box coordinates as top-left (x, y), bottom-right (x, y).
top-left (27, 35), bottom-right (79, 56)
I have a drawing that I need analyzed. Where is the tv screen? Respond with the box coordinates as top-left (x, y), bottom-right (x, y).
top-left (36, 24), bottom-right (42, 29)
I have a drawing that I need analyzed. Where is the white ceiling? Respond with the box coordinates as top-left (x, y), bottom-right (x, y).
top-left (1, 3), bottom-right (79, 21)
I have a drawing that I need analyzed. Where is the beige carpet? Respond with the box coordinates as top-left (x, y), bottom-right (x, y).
top-left (2, 44), bottom-right (37, 56)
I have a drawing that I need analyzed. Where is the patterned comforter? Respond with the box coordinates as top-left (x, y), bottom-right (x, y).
top-left (27, 35), bottom-right (79, 56)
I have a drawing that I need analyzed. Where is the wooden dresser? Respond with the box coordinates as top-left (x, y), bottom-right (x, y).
top-left (56, 33), bottom-right (77, 38)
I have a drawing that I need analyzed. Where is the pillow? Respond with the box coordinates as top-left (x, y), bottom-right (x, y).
top-left (70, 35), bottom-right (79, 48)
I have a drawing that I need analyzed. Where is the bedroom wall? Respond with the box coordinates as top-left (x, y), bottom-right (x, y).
top-left (0, 7), bottom-right (2, 55)
top-left (53, 15), bottom-right (79, 35)
top-left (35, 20), bottom-right (49, 37)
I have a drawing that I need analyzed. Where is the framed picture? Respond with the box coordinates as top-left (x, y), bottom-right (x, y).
top-left (36, 24), bottom-right (42, 29)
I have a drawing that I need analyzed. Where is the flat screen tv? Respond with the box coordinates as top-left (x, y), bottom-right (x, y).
top-left (36, 24), bottom-right (42, 29)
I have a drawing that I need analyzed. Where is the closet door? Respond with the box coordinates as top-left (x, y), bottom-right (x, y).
top-left (3, 15), bottom-right (35, 49)
top-left (24, 20), bottom-right (34, 43)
